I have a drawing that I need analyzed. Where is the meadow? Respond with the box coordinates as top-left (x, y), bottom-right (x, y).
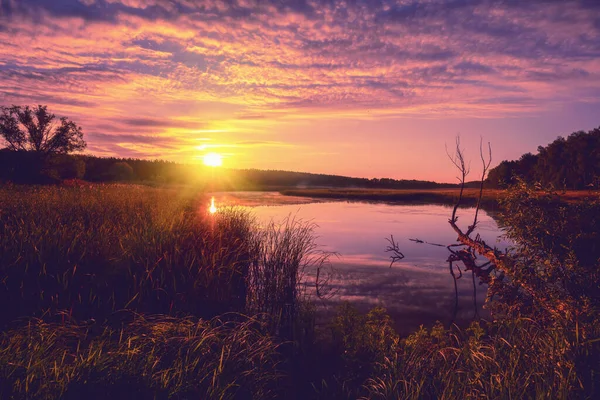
top-left (1, 183), bottom-right (599, 399)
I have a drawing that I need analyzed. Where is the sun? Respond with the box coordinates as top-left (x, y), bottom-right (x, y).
top-left (203, 152), bottom-right (223, 167)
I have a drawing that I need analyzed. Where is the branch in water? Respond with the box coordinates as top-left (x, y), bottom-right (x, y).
top-left (385, 235), bottom-right (405, 268)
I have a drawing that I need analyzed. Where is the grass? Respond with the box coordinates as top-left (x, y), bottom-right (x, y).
top-left (0, 315), bottom-right (281, 399)
top-left (363, 318), bottom-right (587, 400)
top-left (1, 183), bottom-right (599, 399)
top-left (0, 183), bottom-right (331, 398)
top-left (0, 184), bottom-right (257, 326)
top-left (247, 216), bottom-right (330, 339)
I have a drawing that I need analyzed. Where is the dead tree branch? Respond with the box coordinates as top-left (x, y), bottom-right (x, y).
top-left (447, 139), bottom-right (575, 320)
top-left (466, 138), bottom-right (492, 236)
top-left (446, 136), bottom-right (470, 224)
top-left (385, 235), bottom-right (405, 268)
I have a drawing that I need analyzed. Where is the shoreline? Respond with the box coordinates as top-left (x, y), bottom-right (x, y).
top-left (279, 188), bottom-right (600, 206)
top-left (279, 188), bottom-right (502, 207)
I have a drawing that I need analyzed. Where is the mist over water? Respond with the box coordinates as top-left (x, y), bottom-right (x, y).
top-left (212, 192), bottom-right (510, 334)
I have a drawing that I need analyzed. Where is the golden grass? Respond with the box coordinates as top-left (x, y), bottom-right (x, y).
top-left (0, 316), bottom-right (281, 399)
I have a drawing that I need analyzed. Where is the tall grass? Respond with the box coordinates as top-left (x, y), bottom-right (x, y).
top-left (0, 184), bottom-right (329, 398)
top-left (0, 185), bottom-right (258, 326)
top-left (0, 315), bottom-right (281, 399)
top-left (362, 318), bottom-right (590, 399)
top-left (247, 216), bottom-right (330, 339)
top-left (2, 183), bottom-right (599, 399)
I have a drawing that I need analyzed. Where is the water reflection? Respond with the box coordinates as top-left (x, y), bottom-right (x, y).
top-left (211, 191), bottom-right (509, 334)
top-left (208, 196), bottom-right (217, 214)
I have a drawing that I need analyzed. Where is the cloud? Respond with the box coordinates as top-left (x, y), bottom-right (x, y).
top-left (119, 117), bottom-right (205, 129)
top-left (87, 132), bottom-right (174, 145)
top-left (0, 0), bottom-right (599, 163)
top-left (234, 140), bottom-right (292, 147)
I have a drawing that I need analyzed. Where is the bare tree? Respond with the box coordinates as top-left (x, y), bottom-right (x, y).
top-left (389, 137), bottom-right (579, 326)
top-left (0, 105), bottom-right (86, 154)
top-left (447, 138), bottom-right (576, 321)
top-left (389, 137), bottom-right (495, 322)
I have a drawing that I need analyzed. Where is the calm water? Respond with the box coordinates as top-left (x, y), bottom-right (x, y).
top-left (210, 192), bottom-right (509, 333)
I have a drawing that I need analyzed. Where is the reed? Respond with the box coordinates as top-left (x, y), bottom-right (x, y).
top-left (0, 185), bottom-right (259, 326)
top-left (246, 215), bottom-right (331, 339)
top-left (362, 317), bottom-right (599, 400)
top-left (2, 183), bottom-right (599, 399)
top-left (0, 315), bottom-right (281, 399)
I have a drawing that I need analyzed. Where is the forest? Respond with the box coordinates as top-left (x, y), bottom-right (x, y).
top-left (487, 126), bottom-right (600, 189)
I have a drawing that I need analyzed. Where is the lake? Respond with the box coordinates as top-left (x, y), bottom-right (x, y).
top-left (210, 191), bottom-right (508, 334)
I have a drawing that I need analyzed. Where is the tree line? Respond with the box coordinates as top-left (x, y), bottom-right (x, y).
top-left (5, 104), bottom-right (598, 191)
top-left (487, 126), bottom-right (600, 189)
top-left (0, 104), bottom-right (454, 189)
top-left (0, 150), bottom-right (458, 190)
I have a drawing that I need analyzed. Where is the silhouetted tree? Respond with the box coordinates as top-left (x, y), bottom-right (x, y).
top-left (0, 105), bottom-right (86, 154)
top-left (487, 126), bottom-right (600, 189)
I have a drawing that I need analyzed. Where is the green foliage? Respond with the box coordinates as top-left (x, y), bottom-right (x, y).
top-left (494, 181), bottom-right (600, 320)
top-left (0, 151), bottom-right (86, 183)
top-left (1, 149), bottom-right (462, 188)
top-left (307, 304), bottom-right (400, 399)
top-left (42, 155), bottom-right (86, 181)
top-left (332, 304), bottom-right (399, 367)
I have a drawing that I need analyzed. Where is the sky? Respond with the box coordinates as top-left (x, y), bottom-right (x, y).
top-left (1, 0), bottom-right (600, 182)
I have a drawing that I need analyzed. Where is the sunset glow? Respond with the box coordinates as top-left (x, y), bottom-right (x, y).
top-left (203, 153), bottom-right (223, 167)
top-left (209, 197), bottom-right (217, 214)
top-left (1, 1), bottom-right (599, 181)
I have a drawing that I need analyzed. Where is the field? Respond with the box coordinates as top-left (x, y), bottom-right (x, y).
top-left (1, 183), bottom-right (599, 399)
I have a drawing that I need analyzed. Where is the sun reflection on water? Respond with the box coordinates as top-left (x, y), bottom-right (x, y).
top-left (209, 196), bottom-right (217, 214)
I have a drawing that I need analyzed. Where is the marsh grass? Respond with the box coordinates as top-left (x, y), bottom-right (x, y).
top-left (0, 315), bottom-right (281, 399)
top-left (0, 184), bottom-right (329, 398)
top-left (2, 183), bottom-right (599, 399)
top-left (0, 185), bottom-right (259, 326)
top-left (362, 317), bottom-right (600, 400)
top-left (247, 216), bottom-right (331, 340)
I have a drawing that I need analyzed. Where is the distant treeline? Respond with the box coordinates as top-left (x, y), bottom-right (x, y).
top-left (487, 126), bottom-right (600, 189)
top-left (231, 169), bottom-right (457, 190)
top-left (0, 150), bottom-right (457, 190)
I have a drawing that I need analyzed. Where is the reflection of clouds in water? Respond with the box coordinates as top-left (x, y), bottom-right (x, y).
top-left (303, 264), bottom-right (490, 334)
top-left (217, 192), bottom-right (502, 333)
